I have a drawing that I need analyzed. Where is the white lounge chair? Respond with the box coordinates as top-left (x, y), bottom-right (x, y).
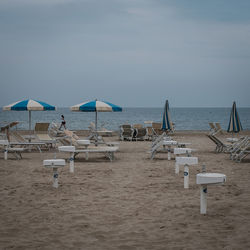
top-left (10, 131), bottom-right (46, 152)
top-left (150, 135), bottom-right (191, 160)
top-left (0, 140), bottom-right (25, 160)
top-left (230, 137), bottom-right (250, 162)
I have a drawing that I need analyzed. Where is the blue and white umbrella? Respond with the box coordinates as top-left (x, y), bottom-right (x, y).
top-left (161, 100), bottom-right (173, 132)
top-left (3, 99), bottom-right (56, 140)
top-left (71, 100), bottom-right (122, 141)
top-left (227, 101), bottom-right (243, 134)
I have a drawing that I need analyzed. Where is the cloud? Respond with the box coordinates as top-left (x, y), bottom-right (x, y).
top-left (0, 0), bottom-right (250, 107)
top-left (0, 0), bottom-right (77, 7)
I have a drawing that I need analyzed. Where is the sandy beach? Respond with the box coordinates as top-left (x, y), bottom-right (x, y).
top-left (1, 131), bottom-right (250, 250)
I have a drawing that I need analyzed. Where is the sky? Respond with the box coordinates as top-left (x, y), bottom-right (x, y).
top-left (0, 0), bottom-right (250, 107)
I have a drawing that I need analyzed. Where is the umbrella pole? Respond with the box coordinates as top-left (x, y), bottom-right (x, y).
top-left (29, 110), bottom-right (31, 142)
top-left (95, 111), bottom-right (98, 145)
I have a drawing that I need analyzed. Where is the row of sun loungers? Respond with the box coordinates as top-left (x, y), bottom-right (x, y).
top-left (207, 130), bottom-right (250, 162)
top-left (119, 122), bottom-right (169, 141)
top-left (229, 136), bottom-right (250, 162)
top-left (150, 133), bottom-right (191, 160)
top-left (53, 128), bottom-right (120, 161)
top-left (209, 122), bottom-right (223, 135)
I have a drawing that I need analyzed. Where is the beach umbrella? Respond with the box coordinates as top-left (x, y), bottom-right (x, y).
top-left (161, 100), bottom-right (173, 132)
top-left (3, 99), bottom-right (56, 141)
top-left (71, 99), bottom-right (122, 142)
top-left (227, 101), bottom-right (243, 134)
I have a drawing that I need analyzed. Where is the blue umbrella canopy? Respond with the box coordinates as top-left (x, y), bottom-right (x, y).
top-left (71, 100), bottom-right (122, 112)
top-left (227, 101), bottom-right (243, 133)
top-left (3, 99), bottom-right (56, 140)
top-left (71, 99), bottom-right (122, 144)
top-left (3, 99), bottom-right (56, 111)
top-left (161, 100), bottom-right (173, 132)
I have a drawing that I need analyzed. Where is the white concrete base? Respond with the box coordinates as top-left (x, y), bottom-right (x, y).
top-left (184, 165), bottom-right (189, 189)
top-left (196, 173), bottom-right (226, 214)
top-left (196, 173), bottom-right (226, 185)
top-left (43, 159), bottom-right (65, 188)
top-left (175, 157), bottom-right (198, 189)
top-left (58, 146), bottom-right (75, 173)
top-left (200, 185), bottom-right (207, 214)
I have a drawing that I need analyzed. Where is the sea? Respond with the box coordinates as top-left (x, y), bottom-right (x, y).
top-left (0, 107), bottom-right (250, 131)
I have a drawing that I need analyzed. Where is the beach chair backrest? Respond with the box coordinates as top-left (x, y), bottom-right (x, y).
top-left (133, 124), bottom-right (143, 129)
top-left (209, 122), bottom-right (216, 131)
top-left (121, 124), bottom-right (132, 129)
top-left (152, 122), bottom-right (162, 129)
top-left (11, 131), bottom-right (27, 142)
top-left (147, 127), bottom-right (153, 136)
top-left (35, 123), bottom-right (50, 132)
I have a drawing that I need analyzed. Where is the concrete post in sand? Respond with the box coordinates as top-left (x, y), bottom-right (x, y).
top-left (58, 146), bottom-right (76, 173)
top-left (197, 173), bottom-right (226, 214)
top-left (43, 159), bottom-right (65, 188)
top-left (175, 157), bottom-right (198, 189)
top-left (174, 148), bottom-right (194, 174)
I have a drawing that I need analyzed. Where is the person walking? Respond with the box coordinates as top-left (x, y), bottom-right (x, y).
top-left (59, 115), bottom-right (66, 130)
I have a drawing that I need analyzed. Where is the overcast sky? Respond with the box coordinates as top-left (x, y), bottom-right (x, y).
top-left (0, 0), bottom-right (250, 107)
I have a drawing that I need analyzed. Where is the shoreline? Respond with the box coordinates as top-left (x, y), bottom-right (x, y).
top-left (15, 129), bottom-right (250, 137)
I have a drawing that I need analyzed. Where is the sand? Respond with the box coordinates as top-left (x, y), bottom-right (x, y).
top-left (0, 131), bottom-right (250, 250)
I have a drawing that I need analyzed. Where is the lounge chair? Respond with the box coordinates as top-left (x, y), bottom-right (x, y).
top-left (150, 135), bottom-right (190, 160)
top-left (230, 137), bottom-right (250, 162)
top-left (1, 121), bottom-right (20, 140)
top-left (88, 122), bottom-right (113, 138)
top-left (133, 127), bottom-right (147, 141)
top-left (57, 130), bottom-right (119, 161)
top-left (133, 124), bottom-right (143, 129)
top-left (0, 139), bottom-right (25, 160)
top-left (49, 122), bottom-right (65, 137)
top-left (234, 141), bottom-right (250, 163)
top-left (57, 129), bottom-right (80, 146)
top-left (146, 127), bottom-right (154, 141)
top-left (131, 124), bottom-right (146, 141)
top-left (98, 127), bottom-right (113, 137)
top-left (59, 144), bottom-right (119, 162)
top-left (120, 124), bottom-right (134, 141)
top-left (10, 131), bottom-right (46, 152)
top-left (58, 129), bottom-right (118, 148)
top-left (215, 122), bottom-right (223, 134)
top-left (206, 134), bottom-right (230, 153)
top-left (208, 122), bottom-right (216, 134)
top-left (34, 122), bottom-right (56, 149)
top-left (152, 122), bottom-right (164, 137)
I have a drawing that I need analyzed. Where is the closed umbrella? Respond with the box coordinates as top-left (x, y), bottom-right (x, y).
top-left (161, 100), bottom-right (173, 132)
top-left (3, 99), bottom-right (56, 141)
top-left (71, 99), bottom-right (122, 143)
top-left (227, 101), bottom-right (243, 134)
